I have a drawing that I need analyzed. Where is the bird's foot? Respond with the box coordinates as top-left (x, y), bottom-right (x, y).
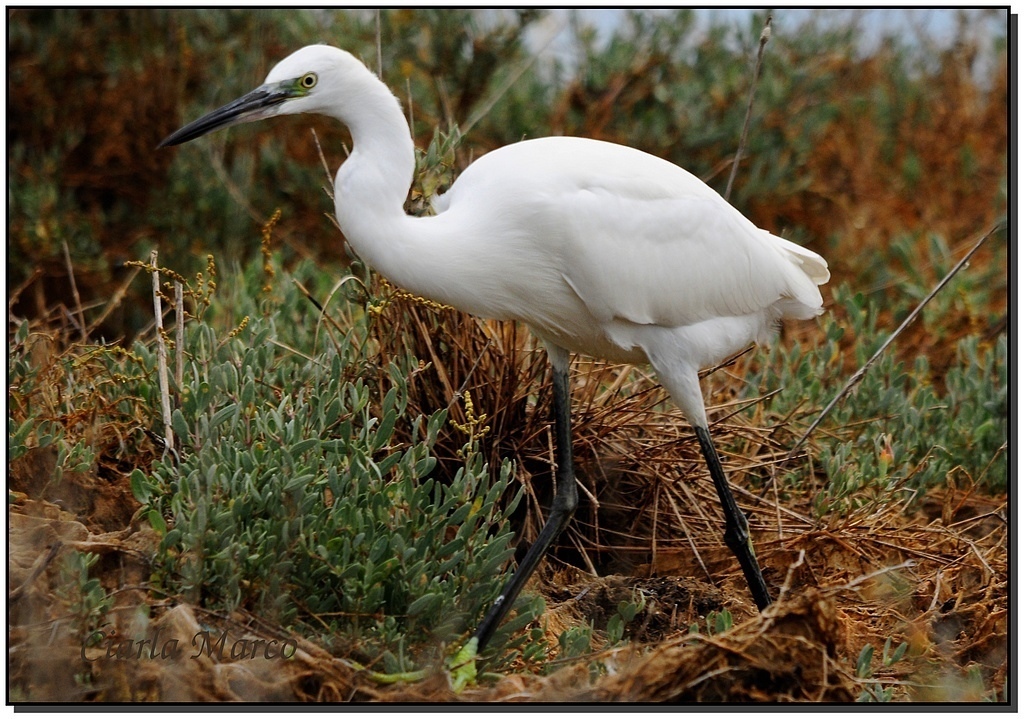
top-left (447, 637), bottom-right (479, 693)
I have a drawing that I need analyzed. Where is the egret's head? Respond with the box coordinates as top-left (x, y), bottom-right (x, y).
top-left (158, 45), bottom-right (365, 148)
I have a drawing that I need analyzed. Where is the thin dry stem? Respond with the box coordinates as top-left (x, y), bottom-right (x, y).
top-left (375, 9), bottom-right (383, 79)
top-left (788, 222), bottom-right (1001, 458)
top-left (150, 249), bottom-right (173, 453)
top-left (174, 281), bottom-right (184, 389)
top-left (86, 266), bottom-right (141, 336)
top-left (462, 15), bottom-right (565, 135)
top-left (61, 240), bottom-right (87, 342)
top-left (724, 12), bottom-right (772, 202)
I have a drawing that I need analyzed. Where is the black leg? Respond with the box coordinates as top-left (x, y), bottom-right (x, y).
top-left (470, 361), bottom-right (578, 652)
top-left (694, 424), bottom-right (772, 610)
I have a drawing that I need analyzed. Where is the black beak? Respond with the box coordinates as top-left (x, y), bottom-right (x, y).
top-left (159, 83), bottom-right (293, 148)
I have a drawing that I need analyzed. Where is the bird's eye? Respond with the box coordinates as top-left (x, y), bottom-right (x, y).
top-left (299, 72), bottom-right (318, 89)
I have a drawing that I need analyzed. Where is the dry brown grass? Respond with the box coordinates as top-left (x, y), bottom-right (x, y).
top-left (9, 459), bottom-right (1004, 701)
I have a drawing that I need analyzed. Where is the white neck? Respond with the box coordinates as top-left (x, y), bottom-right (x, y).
top-left (327, 65), bottom-right (455, 302)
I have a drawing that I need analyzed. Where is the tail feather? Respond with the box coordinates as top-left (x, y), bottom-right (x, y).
top-left (770, 232), bottom-right (831, 285)
top-left (762, 231), bottom-right (830, 320)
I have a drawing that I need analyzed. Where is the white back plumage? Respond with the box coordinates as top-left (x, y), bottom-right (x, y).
top-left (436, 136), bottom-right (828, 326)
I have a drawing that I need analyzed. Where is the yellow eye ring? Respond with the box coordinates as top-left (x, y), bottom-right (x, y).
top-left (299, 72), bottom-right (318, 89)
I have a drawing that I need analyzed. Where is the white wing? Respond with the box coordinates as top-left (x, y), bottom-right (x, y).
top-left (447, 137), bottom-right (829, 330)
top-left (562, 188), bottom-right (828, 327)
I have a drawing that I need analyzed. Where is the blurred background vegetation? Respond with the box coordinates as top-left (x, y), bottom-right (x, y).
top-left (7, 8), bottom-right (1009, 700)
top-left (8, 8), bottom-right (1007, 340)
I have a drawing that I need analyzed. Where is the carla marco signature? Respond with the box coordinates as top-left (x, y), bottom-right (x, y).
top-left (82, 627), bottom-right (298, 663)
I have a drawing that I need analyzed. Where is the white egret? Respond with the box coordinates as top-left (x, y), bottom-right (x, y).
top-left (161, 45), bottom-right (829, 659)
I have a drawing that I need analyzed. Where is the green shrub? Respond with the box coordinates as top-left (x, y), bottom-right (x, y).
top-left (747, 271), bottom-right (1006, 519)
top-left (126, 259), bottom-right (545, 674)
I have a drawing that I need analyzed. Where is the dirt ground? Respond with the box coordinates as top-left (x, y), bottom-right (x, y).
top-left (8, 444), bottom-right (1007, 703)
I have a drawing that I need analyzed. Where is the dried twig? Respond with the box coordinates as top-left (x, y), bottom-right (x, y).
top-left (9, 267), bottom-right (44, 313)
top-left (406, 77), bottom-right (414, 132)
top-left (725, 12), bottom-right (772, 202)
top-left (61, 240), bottom-right (88, 342)
top-left (773, 548), bottom-right (805, 605)
top-left (375, 9), bottom-right (383, 80)
top-left (788, 223), bottom-right (1001, 459)
top-left (9, 541), bottom-right (61, 603)
top-left (839, 559), bottom-right (916, 593)
top-left (207, 150), bottom-right (262, 223)
top-left (310, 128), bottom-right (335, 188)
top-left (175, 280), bottom-right (184, 389)
top-left (461, 15), bottom-right (565, 135)
top-left (86, 265), bottom-right (141, 336)
top-left (151, 250), bottom-right (174, 453)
